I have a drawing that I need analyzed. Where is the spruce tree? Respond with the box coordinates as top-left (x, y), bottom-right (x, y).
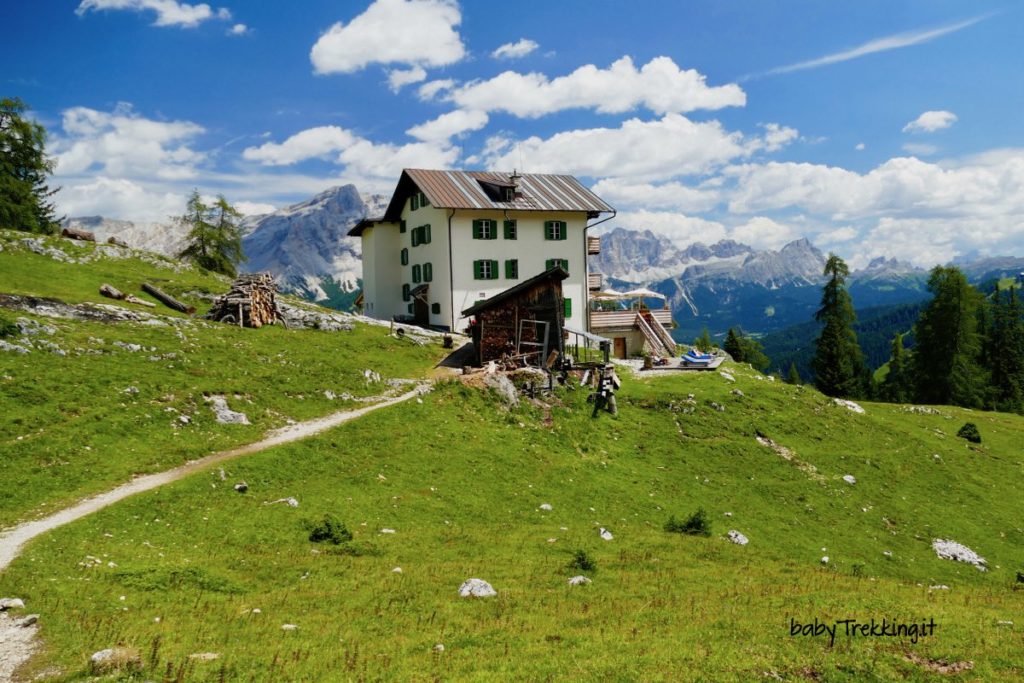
top-left (879, 333), bottom-right (912, 403)
top-left (786, 361), bottom-right (801, 385)
top-left (723, 328), bottom-right (743, 361)
top-left (0, 98), bottom-right (60, 233)
top-left (987, 287), bottom-right (1024, 412)
top-left (693, 327), bottom-right (714, 352)
top-left (911, 266), bottom-right (985, 407)
top-left (812, 254), bottom-right (865, 397)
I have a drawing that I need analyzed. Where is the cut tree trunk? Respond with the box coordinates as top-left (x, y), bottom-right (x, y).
top-left (142, 283), bottom-right (195, 314)
top-left (61, 227), bottom-right (96, 242)
top-left (99, 283), bottom-right (157, 307)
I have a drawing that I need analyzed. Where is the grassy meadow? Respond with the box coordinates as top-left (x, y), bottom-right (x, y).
top-left (3, 364), bottom-right (1023, 680)
top-left (0, 231), bottom-right (447, 528)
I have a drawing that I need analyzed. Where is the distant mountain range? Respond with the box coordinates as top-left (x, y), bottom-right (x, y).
top-left (66, 187), bottom-right (1024, 328)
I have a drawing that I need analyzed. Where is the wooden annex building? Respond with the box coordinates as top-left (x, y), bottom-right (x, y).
top-left (461, 267), bottom-right (569, 367)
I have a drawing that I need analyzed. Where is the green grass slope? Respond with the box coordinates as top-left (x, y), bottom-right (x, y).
top-left (0, 231), bottom-right (447, 528)
top-left (3, 364), bottom-right (1023, 681)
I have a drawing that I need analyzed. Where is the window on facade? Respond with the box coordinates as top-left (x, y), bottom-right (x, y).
top-left (544, 220), bottom-right (567, 241)
top-left (423, 262), bottom-right (433, 282)
top-left (564, 298), bottom-right (572, 318)
top-left (400, 248), bottom-right (408, 266)
top-left (545, 258), bottom-right (569, 273)
top-left (473, 259), bottom-right (498, 280)
top-left (399, 220), bottom-right (406, 233)
top-left (505, 259), bottom-right (518, 279)
top-left (412, 264), bottom-right (422, 284)
top-left (411, 228), bottom-right (419, 247)
top-left (503, 220), bottom-right (517, 240)
top-left (472, 219), bottom-right (497, 240)
top-left (402, 284), bottom-right (410, 302)
top-left (431, 302), bottom-right (441, 315)
top-left (420, 191), bottom-right (430, 207)
top-left (501, 187), bottom-right (515, 202)
top-left (411, 194), bottom-right (419, 211)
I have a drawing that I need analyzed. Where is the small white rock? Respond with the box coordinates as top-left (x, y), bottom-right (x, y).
top-left (392, 567), bottom-right (403, 574)
top-left (929, 585), bottom-right (949, 591)
top-left (568, 575), bottom-right (591, 586)
top-left (727, 530), bottom-right (749, 546)
top-left (281, 624), bottom-right (298, 631)
top-left (539, 503), bottom-right (553, 511)
top-left (599, 527), bottom-right (613, 541)
top-left (842, 475), bottom-right (857, 485)
top-left (0, 598), bottom-right (26, 610)
top-left (433, 643), bottom-right (445, 653)
top-left (16, 614), bottom-right (38, 627)
top-left (821, 556), bottom-right (830, 564)
top-left (380, 528), bottom-right (396, 534)
top-left (458, 578), bottom-right (497, 598)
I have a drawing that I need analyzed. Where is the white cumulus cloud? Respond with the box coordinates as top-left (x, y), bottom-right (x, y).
top-left (615, 210), bottom-right (728, 247)
top-left (310, 0), bottom-right (465, 75)
top-left (590, 178), bottom-right (720, 213)
top-left (729, 216), bottom-right (797, 250)
top-left (227, 22), bottom-right (249, 36)
top-left (406, 110), bottom-right (489, 143)
top-left (56, 177), bottom-right (187, 223)
top-left (439, 56), bottom-right (745, 118)
top-left (903, 110), bottom-right (958, 133)
top-left (387, 66), bottom-right (428, 92)
top-left (492, 38), bottom-right (539, 60)
top-left (75, 0), bottom-right (231, 28)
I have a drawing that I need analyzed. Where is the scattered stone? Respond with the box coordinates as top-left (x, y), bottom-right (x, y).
top-left (265, 497), bottom-right (299, 508)
top-left (234, 482), bottom-right (248, 493)
top-left (324, 390), bottom-right (336, 400)
top-left (539, 503), bottom-right (553, 511)
top-left (207, 395), bottom-right (250, 425)
top-left (730, 389), bottom-right (744, 397)
top-left (189, 652), bottom-right (220, 661)
top-left (392, 567), bottom-right (403, 574)
top-left (484, 373), bottom-right (519, 408)
top-left (833, 398), bottom-right (865, 414)
top-left (720, 371), bottom-right (735, 382)
top-left (599, 527), bottom-right (613, 541)
top-left (883, 550), bottom-right (893, 557)
top-left (997, 620), bottom-right (1013, 626)
top-left (0, 598), bottom-right (25, 611)
top-left (568, 575), bottom-right (592, 586)
top-left (0, 340), bottom-right (31, 354)
top-left (932, 539), bottom-right (987, 571)
top-left (363, 369), bottom-right (381, 383)
top-left (90, 647), bottom-right (142, 674)
top-left (433, 644), bottom-right (445, 653)
top-left (820, 556), bottom-right (829, 565)
top-left (709, 401), bottom-right (726, 412)
top-left (122, 386), bottom-right (139, 395)
top-left (727, 530), bottom-right (749, 546)
top-left (380, 528), bottom-right (396, 534)
top-left (15, 317), bottom-right (56, 336)
top-left (929, 585), bottom-right (949, 591)
top-left (842, 475), bottom-right (857, 485)
top-left (903, 406), bottom-right (943, 415)
top-left (113, 341), bottom-right (143, 352)
top-left (281, 624), bottom-right (298, 631)
top-left (458, 578), bottom-right (497, 598)
top-left (15, 614), bottom-right (38, 627)
top-left (723, 512), bottom-right (733, 517)
top-left (178, 415), bottom-right (190, 425)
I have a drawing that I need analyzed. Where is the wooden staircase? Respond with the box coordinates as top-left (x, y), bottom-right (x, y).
top-left (635, 310), bottom-right (676, 357)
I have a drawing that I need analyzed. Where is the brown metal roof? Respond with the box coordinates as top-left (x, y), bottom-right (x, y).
top-left (383, 169), bottom-right (614, 221)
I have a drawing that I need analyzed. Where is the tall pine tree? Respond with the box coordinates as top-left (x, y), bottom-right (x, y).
top-left (812, 254), bottom-right (866, 398)
top-left (723, 328), bottom-right (743, 361)
top-left (879, 332), bottom-right (912, 403)
top-left (0, 98), bottom-right (60, 233)
top-left (177, 191), bottom-right (246, 277)
top-left (911, 266), bottom-right (986, 407)
top-left (987, 287), bottom-right (1024, 413)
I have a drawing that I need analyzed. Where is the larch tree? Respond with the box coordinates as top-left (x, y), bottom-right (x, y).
top-left (0, 97), bottom-right (60, 233)
top-left (177, 191), bottom-right (246, 277)
top-left (812, 253), bottom-right (866, 398)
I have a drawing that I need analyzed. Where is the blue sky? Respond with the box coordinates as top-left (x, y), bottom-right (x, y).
top-left (3, 0), bottom-right (1022, 267)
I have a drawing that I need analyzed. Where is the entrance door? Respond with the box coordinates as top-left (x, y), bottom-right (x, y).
top-left (613, 337), bottom-right (627, 359)
top-left (414, 296), bottom-right (429, 326)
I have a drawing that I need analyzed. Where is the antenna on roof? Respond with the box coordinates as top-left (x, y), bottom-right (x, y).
top-left (518, 143), bottom-right (524, 173)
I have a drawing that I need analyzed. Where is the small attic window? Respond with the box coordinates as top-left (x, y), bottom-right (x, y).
top-left (501, 186), bottom-right (515, 202)
top-left (478, 180), bottom-right (516, 203)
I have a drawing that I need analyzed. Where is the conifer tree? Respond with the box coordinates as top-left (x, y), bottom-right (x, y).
top-left (723, 327), bottom-right (743, 361)
top-left (177, 191), bottom-right (246, 277)
top-left (987, 287), bottom-right (1024, 412)
top-left (812, 254), bottom-right (865, 397)
top-left (0, 98), bottom-right (60, 233)
top-left (786, 361), bottom-right (801, 385)
top-left (911, 266), bottom-right (985, 407)
top-left (693, 327), bottom-right (714, 352)
top-left (879, 333), bottom-right (912, 403)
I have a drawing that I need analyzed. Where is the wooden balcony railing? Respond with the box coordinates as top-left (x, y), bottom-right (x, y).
top-left (590, 308), bottom-right (673, 329)
top-left (587, 272), bottom-right (603, 290)
top-left (587, 236), bottom-right (601, 255)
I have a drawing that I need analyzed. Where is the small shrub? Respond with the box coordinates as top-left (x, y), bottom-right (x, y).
top-left (665, 508), bottom-right (712, 537)
top-left (0, 314), bottom-right (18, 339)
top-left (957, 422), bottom-right (981, 444)
top-left (1015, 571), bottom-right (1024, 584)
top-left (308, 514), bottom-right (353, 545)
top-left (568, 549), bottom-right (597, 573)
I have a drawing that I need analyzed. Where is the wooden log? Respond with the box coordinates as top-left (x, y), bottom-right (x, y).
top-left (61, 227), bottom-right (96, 242)
top-left (142, 283), bottom-right (195, 314)
top-left (106, 236), bottom-right (129, 248)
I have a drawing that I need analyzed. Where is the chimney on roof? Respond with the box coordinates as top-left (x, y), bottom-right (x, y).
top-left (509, 169), bottom-right (521, 190)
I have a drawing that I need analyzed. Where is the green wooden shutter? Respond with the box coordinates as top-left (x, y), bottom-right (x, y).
top-left (402, 284), bottom-right (410, 301)
top-left (487, 220), bottom-right (497, 239)
top-left (564, 298), bottom-right (572, 318)
top-left (412, 265), bottom-right (421, 284)
top-left (400, 248), bottom-right (408, 265)
top-left (424, 224), bottom-right (431, 244)
top-left (504, 220), bottom-right (516, 239)
top-left (411, 228), bottom-right (419, 247)
top-left (399, 220), bottom-right (406, 233)
top-left (560, 221), bottom-right (568, 240)
top-left (473, 260), bottom-right (482, 279)
top-left (424, 262), bottom-right (432, 282)
top-left (505, 259), bottom-right (518, 279)
top-left (545, 258), bottom-right (553, 270)
top-left (472, 219), bottom-right (482, 239)
top-left (560, 258), bottom-right (568, 273)
top-left (489, 260), bottom-right (499, 279)
top-left (411, 194), bottom-right (419, 211)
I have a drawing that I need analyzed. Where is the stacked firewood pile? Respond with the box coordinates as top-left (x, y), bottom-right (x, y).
top-left (207, 273), bottom-right (280, 328)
